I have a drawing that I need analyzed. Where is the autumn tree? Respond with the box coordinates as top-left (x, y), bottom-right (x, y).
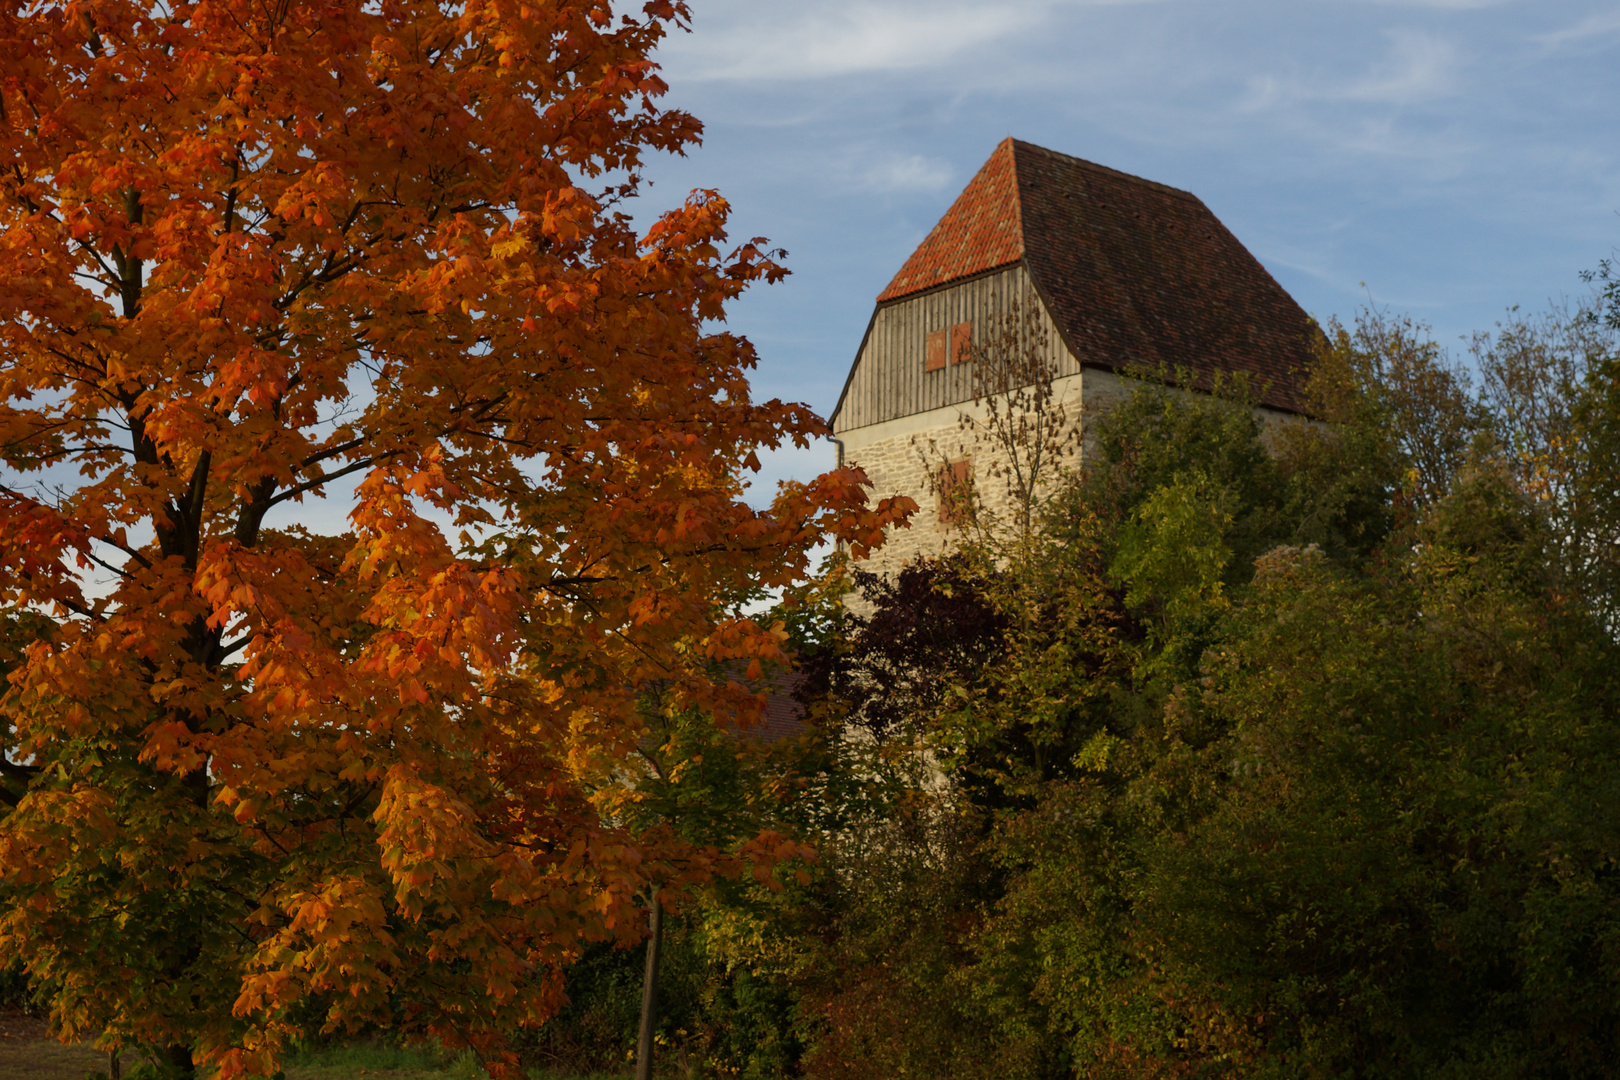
top-left (0, 1), bottom-right (908, 1076)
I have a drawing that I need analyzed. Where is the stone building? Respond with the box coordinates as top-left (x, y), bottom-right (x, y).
top-left (830, 138), bottom-right (1321, 572)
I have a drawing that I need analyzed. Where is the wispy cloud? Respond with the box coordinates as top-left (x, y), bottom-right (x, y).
top-left (1534, 7), bottom-right (1620, 50)
top-left (1243, 28), bottom-right (1461, 110)
top-left (667, 2), bottom-right (1039, 81)
top-left (862, 154), bottom-right (955, 193)
top-left (1331, 117), bottom-right (1478, 170)
top-left (663, 0), bottom-right (1165, 82)
top-left (1341, 29), bottom-right (1460, 102)
top-left (1353, 0), bottom-right (1516, 8)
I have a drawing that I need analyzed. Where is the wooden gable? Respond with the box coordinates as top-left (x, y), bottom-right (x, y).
top-left (833, 264), bottom-right (1073, 433)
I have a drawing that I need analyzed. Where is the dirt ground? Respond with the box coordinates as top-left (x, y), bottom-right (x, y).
top-left (0, 1011), bottom-right (108, 1080)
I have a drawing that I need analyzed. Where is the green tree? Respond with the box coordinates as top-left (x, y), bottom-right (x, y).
top-left (1132, 469), bottom-right (1620, 1077)
top-left (1469, 299), bottom-right (1620, 629)
top-left (798, 329), bottom-right (1620, 1079)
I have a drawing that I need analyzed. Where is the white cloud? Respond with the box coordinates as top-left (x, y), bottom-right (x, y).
top-left (1340, 29), bottom-right (1460, 102)
top-left (862, 154), bottom-right (955, 192)
top-left (1333, 117), bottom-right (1478, 168)
top-left (636, 0), bottom-right (1615, 402)
top-left (1243, 28), bottom-right (1461, 110)
top-left (662, 0), bottom-right (1164, 82)
top-left (1534, 7), bottom-right (1620, 50)
top-left (666, 2), bottom-right (1035, 81)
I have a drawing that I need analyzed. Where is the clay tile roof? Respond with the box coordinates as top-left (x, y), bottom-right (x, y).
top-left (876, 138), bottom-right (1321, 414)
top-left (717, 664), bottom-right (809, 744)
top-left (876, 139), bottom-right (1024, 302)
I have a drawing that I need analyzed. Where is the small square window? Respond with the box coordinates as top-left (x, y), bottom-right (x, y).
top-left (926, 329), bottom-right (947, 372)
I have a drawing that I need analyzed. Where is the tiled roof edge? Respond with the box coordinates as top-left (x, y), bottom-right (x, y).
top-left (872, 258), bottom-right (1025, 307)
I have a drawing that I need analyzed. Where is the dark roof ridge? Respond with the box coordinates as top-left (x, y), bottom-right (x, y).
top-left (1007, 138), bottom-right (1199, 203)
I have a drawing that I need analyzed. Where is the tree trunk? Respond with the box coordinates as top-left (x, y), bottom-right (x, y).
top-left (162, 1043), bottom-right (195, 1078)
top-left (634, 889), bottom-right (663, 1080)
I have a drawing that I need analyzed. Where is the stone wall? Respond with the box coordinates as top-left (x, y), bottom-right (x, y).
top-left (838, 367), bottom-right (1306, 579)
top-left (840, 373), bottom-right (1085, 578)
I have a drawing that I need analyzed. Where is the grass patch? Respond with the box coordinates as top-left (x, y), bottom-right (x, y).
top-left (0, 1021), bottom-right (628, 1080)
top-left (281, 1041), bottom-right (627, 1080)
top-left (282, 1041), bottom-right (474, 1079)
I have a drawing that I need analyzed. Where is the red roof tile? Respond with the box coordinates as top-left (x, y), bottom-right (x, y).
top-left (875, 139), bottom-right (1321, 414)
top-left (876, 139), bottom-right (1024, 302)
top-left (719, 664), bottom-right (809, 744)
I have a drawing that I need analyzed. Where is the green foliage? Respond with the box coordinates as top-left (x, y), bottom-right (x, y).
top-left (0, 612), bottom-right (34, 1009)
top-left (286, 1038), bottom-right (464, 1073)
top-left (796, 803), bottom-right (1028, 1080)
top-left (1131, 477), bottom-right (1620, 1077)
top-left (0, 958), bottom-right (28, 1010)
top-left (520, 882), bottom-right (810, 1079)
top-left (1112, 468), bottom-right (1235, 622)
top-left (791, 304), bottom-right (1620, 1079)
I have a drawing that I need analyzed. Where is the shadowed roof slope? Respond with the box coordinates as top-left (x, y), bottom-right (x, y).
top-left (873, 139), bottom-right (1320, 414)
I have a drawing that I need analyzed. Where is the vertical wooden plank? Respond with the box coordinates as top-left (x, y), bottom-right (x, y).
top-left (858, 316), bottom-right (870, 429)
top-left (951, 278), bottom-right (962, 409)
top-left (904, 298), bottom-right (912, 420)
top-left (858, 328), bottom-right (866, 430)
top-left (938, 289), bottom-right (946, 412)
top-left (872, 308), bottom-right (884, 427)
top-left (849, 333), bottom-right (860, 430)
top-left (874, 305), bottom-right (884, 429)
top-left (862, 314), bottom-right (873, 429)
top-left (927, 294), bottom-right (935, 410)
top-left (921, 293), bottom-right (931, 415)
top-left (864, 313), bottom-right (875, 429)
top-left (838, 263), bottom-right (1096, 432)
top-left (883, 304), bottom-right (894, 427)
top-left (901, 298), bottom-right (911, 420)
top-left (900, 302), bottom-right (913, 424)
top-left (910, 296), bottom-right (920, 418)
top-left (918, 295), bottom-right (927, 415)
top-left (869, 307), bottom-right (879, 429)
top-left (879, 305), bottom-right (890, 428)
top-left (900, 299), bottom-right (910, 421)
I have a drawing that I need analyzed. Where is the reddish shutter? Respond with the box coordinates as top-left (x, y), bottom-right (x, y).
top-left (925, 329), bottom-right (947, 372)
top-left (937, 460), bottom-right (972, 524)
top-left (951, 321), bottom-right (972, 365)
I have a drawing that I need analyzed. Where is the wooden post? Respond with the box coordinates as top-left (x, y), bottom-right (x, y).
top-left (634, 889), bottom-right (663, 1080)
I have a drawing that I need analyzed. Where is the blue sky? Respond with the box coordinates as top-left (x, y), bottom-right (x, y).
top-left (629, 0), bottom-right (1620, 495)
